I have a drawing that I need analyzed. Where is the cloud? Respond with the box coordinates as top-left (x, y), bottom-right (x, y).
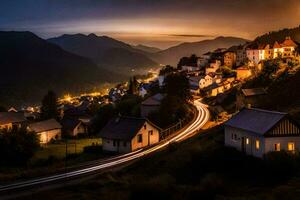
top-left (168, 34), bottom-right (214, 38)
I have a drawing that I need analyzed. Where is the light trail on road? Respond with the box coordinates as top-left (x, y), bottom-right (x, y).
top-left (0, 100), bottom-right (210, 193)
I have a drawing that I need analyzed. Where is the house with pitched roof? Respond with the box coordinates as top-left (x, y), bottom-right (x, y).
top-left (28, 119), bottom-right (62, 144)
top-left (236, 88), bottom-right (267, 109)
top-left (225, 108), bottom-right (300, 158)
top-left (99, 117), bottom-right (161, 153)
top-left (0, 112), bottom-right (27, 131)
top-left (140, 93), bottom-right (165, 117)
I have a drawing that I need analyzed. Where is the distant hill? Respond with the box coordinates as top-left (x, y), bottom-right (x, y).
top-left (48, 34), bottom-right (158, 74)
top-left (0, 31), bottom-right (122, 106)
top-left (254, 25), bottom-right (300, 45)
top-left (133, 44), bottom-right (161, 53)
top-left (151, 36), bottom-right (249, 65)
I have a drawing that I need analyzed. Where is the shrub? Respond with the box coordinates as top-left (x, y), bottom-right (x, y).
top-left (83, 145), bottom-right (102, 154)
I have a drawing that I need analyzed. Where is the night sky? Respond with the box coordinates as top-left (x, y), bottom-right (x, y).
top-left (1, 0), bottom-right (300, 48)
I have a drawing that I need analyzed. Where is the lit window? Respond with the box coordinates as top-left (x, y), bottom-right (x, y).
top-left (246, 138), bottom-right (249, 145)
top-left (288, 142), bottom-right (295, 151)
top-left (255, 140), bottom-right (260, 150)
top-left (274, 143), bottom-right (280, 151)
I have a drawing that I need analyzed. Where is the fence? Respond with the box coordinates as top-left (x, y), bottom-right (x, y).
top-left (159, 106), bottom-right (198, 141)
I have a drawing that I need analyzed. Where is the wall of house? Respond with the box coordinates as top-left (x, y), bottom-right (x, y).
top-left (225, 126), bottom-right (265, 158)
top-left (102, 138), bottom-right (132, 153)
top-left (131, 121), bottom-right (160, 151)
top-left (72, 124), bottom-right (87, 136)
top-left (236, 69), bottom-right (252, 80)
top-left (265, 136), bottom-right (300, 153)
top-left (0, 123), bottom-right (12, 131)
top-left (38, 129), bottom-right (61, 144)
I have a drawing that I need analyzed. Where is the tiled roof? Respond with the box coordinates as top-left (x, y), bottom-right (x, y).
top-left (99, 117), bottom-right (160, 140)
top-left (242, 88), bottom-right (267, 97)
top-left (141, 93), bottom-right (165, 106)
top-left (281, 37), bottom-right (298, 47)
top-left (225, 108), bottom-right (287, 135)
top-left (29, 119), bottom-right (62, 133)
top-left (0, 112), bottom-right (26, 125)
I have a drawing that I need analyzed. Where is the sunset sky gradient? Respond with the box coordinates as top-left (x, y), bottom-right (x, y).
top-left (1, 0), bottom-right (300, 48)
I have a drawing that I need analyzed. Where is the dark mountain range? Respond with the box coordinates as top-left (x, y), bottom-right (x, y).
top-left (133, 44), bottom-right (161, 53)
top-left (0, 31), bottom-right (122, 106)
top-left (151, 36), bottom-right (249, 65)
top-left (254, 25), bottom-right (300, 45)
top-left (48, 34), bottom-right (158, 74)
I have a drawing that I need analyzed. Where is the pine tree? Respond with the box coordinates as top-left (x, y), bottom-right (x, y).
top-left (40, 90), bottom-right (59, 120)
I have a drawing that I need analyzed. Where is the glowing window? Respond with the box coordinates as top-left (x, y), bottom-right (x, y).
top-left (274, 143), bottom-right (280, 151)
top-left (288, 142), bottom-right (295, 151)
top-left (246, 138), bottom-right (249, 145)
top-left (255, 140), bottom-right (260, 150)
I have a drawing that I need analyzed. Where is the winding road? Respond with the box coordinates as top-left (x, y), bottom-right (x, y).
top-left (0, 100), bottom-right (210, 194)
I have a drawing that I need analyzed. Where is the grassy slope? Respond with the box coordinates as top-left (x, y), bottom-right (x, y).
top-left (33, 138), bottom-right (101, 160)
top-left (23, 126), bottom-right (300, 200)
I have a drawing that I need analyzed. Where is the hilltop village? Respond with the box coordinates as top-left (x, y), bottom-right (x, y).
top-left (0, 33), bottom-right (300, 185)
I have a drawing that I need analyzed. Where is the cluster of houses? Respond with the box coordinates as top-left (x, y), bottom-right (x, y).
top-left (0, 97), bottom-right (97, 144)
top-left (181, 37), bottom-right (299, 98)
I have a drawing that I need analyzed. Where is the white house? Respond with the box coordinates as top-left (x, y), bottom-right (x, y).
top-left (61, 118), bottom-right (88, 137)
top-left (140, 93), bottom-right (165, 117)
top-left (28, 119), bottom-right (62, 144)
top-left (0, 112), bottom-right (27, 131)
top-left (182, 65), bottom-right (199, 72)
top-left (99, 117), bottom-right (161, 153)
top-left (206, 60), bottom-right (221, 74)
top-left (225, 108), bottom-right (300, 158)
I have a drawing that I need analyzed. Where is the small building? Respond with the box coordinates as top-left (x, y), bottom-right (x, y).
top-left (61, 118), bottom-right (88, 137)
top-left (140, 93), bottom-right (165, 117)
top-left (223, 51), bottom-right (237, 68)
top-left (225, 108), bottom-right (300, 158)
top-left (236, 88), bottom-right (267, 109)
top-left (206, 60), bottom-right (221, 74)
top-left (236, 66), bottom-right (252, 80)
top-left (99, 117), bottom-right (161, 153)
top-left (202, 80), bottom-right (231, 97)
top-left (182, 65), bottom-right (199, 72)
top-left (28, 119), bottom-right (62, 144)
top-left (0, 112), bottom-right (27, 131)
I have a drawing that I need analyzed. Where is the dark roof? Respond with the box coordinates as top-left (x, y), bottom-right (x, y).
top-left (61, 118), bottom-right (82, 131)
top-left (225, 108), bottom-right (287, 135)
top-left (190, 84), bottom-right (199, 90)
top-left (29, 119), bottom-right (62, 133)
top-left (0, 112), bottom-right (27, 125)
top-left (99, 117), bottom-right (160, 140)
top-left (141, 93), bottom-right (165, 106)
top-left (242, 88), bottom-right (267, 97)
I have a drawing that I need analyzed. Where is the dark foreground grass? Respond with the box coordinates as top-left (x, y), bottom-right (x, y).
top-left (21, 126), bottom-right (300, 200)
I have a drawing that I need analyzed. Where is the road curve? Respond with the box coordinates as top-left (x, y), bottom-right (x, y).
top-left (0, 100), bottom-right (210, 192)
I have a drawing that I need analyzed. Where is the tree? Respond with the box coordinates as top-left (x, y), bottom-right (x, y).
top-left (0, 128), bottom-right (39, 166)
top-left (127, 76), bottom-right (139, 95)
top-left (91, 104), bottom-right (116, 134)
top-left (159, 65), bottom-right (175, 76)
top-left (164, 73), bottom-right (192, 101)
top-left (177, 54), bottom-right (198, 69)
top-left (41, 90), bottom-right (59, 120)
top-left (0, 105), bottom-right (6, 112)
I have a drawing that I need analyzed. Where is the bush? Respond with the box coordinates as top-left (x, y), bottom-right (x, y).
top-left (0, 129), bottom-right (40, 166)
top-left (264, 151), bottom-right (298, 178)
top-left (83, 145), bottom-right (102, 154)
